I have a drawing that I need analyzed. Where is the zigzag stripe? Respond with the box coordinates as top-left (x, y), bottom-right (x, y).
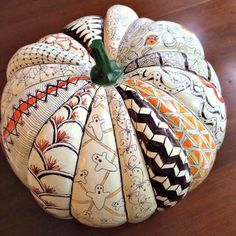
top-left (148, 165), bottom-right (189, 208)
top-left (140, 141), bottom-right (190, 178)
top-left (123, 78), bottom-right (217, 188)
top-left (2, 76), bottom-right (89, 141)
top-left (130, 113), bottom-right (191, 195)
top-left (117, 84), bottom-right (191, 209)
top-left (63, 16), bottom-right (103, 49)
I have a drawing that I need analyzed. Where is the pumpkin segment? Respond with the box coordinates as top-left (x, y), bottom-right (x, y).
top-left (123, 78), bottom-right (217, 189)
top-left (63, 16), bottom-right (103, 50)
top-left (104, 5), bottom-right (138, 59)
top-left (123, 52), bottom-right (222, 92)
top-left (71, 87), bottom-right (127, 227)
top-left (1, 76), bottom-right (89, 185)
top-left (117, 20), bottom-right (204, 67)
top-left (117, 85), bottom-right (191, 208)
top-left (117, 17), bottom-right (154, 65)
top-left (1, 64), bottom-right (86, 117)
top-left (123, 66), bottom-right (226, 148)
top-left (6, 43), bottom-right (91, 81)
top-left (1, 33), bottom-right (93, 117)
top-left (27, 84), bottom-right (97, 219)
top-left (107, 87), bottom-right (157, 223)
top-left (39, 33), bottom-right (94, 64)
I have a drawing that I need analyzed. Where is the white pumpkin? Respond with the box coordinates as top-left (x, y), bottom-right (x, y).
top-left (1, 5), bottom-right (226, 228)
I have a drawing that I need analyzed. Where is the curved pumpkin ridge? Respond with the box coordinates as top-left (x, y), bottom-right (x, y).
top-left (123, 78), bottom-right (217, 189)
top-left (3, 33), bottom-right (93, 117)
top-left (63, 16), bottom-right (103, 51)
top-left (1, 64), bottom-right (88, 118)
top-left (106, 86), bottom-right (157, 223)
top-left (27, 84), bottom-right (95, 219)
top-left (117, 84), bottom-right (191, 209)
top-left (104, 5), bottom-right (138, 60)
top-left (117, 20), bottom-right (204, 68)
top-left (123, 51), bottom-right (222, 92)
top-left (207, 62), bottom-right (222, 93)
top-left (1, 75), bottom-right (89, 185)
top-left (124, 66), bottom-right (226, 149)
top-left (27, 83), bottom-right (97, 219)
top-left (117, 17), bottom-right (153, 66)
top-left (71, 86), bottom-right (127, 228)
top-left (39, 33), bottom-right (94, 65)
top-left (6, 42), bottom-right (92, 81)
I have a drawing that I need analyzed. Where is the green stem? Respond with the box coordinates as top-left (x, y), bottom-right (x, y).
top-left (90, 39), bottom-right (123, 85)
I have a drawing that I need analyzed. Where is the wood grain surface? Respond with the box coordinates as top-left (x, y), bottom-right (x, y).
top-left (0, 1), bottom-right (235, 235)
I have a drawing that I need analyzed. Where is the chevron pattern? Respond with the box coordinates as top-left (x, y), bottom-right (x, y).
top-left (63, 16), bottom-right (103, 50)
top-left (123, 78), bottom-right (217, 189)
top-left (117, 84), bottom-right (191, 209)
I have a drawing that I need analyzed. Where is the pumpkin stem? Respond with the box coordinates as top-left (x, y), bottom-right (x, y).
top-left (90, 39), bottom-right (123, 85)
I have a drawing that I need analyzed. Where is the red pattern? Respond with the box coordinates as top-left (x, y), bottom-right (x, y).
top-left (2, 76), bottom-right (89, 141)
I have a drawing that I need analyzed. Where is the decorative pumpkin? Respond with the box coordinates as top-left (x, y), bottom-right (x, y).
top-left (1, 5), bottom-right (226, 228)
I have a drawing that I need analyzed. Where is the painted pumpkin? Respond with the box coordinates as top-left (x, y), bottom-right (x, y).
top-left (1, 5), bottom-right (226, 228)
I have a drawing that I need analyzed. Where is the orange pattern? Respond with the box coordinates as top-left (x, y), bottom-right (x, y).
top-left (123, 78), bottom-right (217, 189)
top-left (145, 35), bottom-right (159, 46)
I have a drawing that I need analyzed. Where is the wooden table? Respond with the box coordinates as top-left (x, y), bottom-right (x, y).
top-left (0, 1), bottom-right (235, 235)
